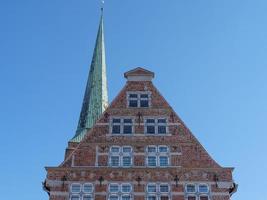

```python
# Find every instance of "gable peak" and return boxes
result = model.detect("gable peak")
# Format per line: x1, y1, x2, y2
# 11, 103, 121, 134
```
124, 67, 155, 82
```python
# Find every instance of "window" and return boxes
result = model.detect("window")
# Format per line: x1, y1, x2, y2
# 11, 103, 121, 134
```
127, 92, 151, 108
147, 183, 170, 200
185, 184, 210, 200
145, 118, 167, 134
109, 146, 133, 167
111, 118, 133, 135
109, 183, 132, 200
146, 146, 169, 167
70, 183, 94, 200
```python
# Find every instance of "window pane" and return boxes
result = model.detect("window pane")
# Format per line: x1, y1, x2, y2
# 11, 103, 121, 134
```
158, 119, 166, 123
160, 185, 169, 192
124, 119, 132, 123
122, 195, 131, 200
147, 126, 155, 134
122, 184, 132, 193
148, 196, 157, 200
147, 185, 157, 192
83, 184, 93, 193
111, 147, 120, 153
200, 196, 209, 200
159, 156, 169, 166
140, 94, 148, 98
110, 156, 120, 166
71, 195, 80, 200
122, 156, 132, 167
148, 156, 157, 166
146, 119, 155, 123
158, 126, 166, 134
109, 195, 119, 200
199, 185, 209, 193
140, 100, 149, 107
188, 197, 196, 200
123, 125, 132, 134
160, 196, 169, 200
112, 125, 120, 134
71, 184, 81, 193
122, 147, 132, 153
113, 119, 121, 123
83, 195, 92, 200
109, 184, 119, 192
158, 146, 168, 153
186, 185, 196, 193
129, 94, 138, 98
129, 100, 138, 107
147, 146, 157, 153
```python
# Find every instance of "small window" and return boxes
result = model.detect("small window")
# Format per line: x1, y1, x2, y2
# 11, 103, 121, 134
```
187, 196, 197, 200
147, 184, 157, 193
109, 184, 120, 193
71, 184, 81, 193
128, 92, 150, 108
83, 195, 92, 200
71, 195, 80, 200
122, 146, 132, 153
111, 147, 120, 153
147, 196, 157, 200
145, 118, 168, 135
122, 195, 131, 200
159, 156, 169, 167
186, 184, 196, 193
199, 185, 209, 193
158, 146, 168, 153
109, 195, 119, 200
111, 118, 133, 135
110, 156, 120, 166
160, 196, 169, 200
160, 185, 169, 193
147, 146, 157, 153
122, 156, 132, 167
199, 196, 209, 200
83, 184, 93, 193
122, 184, 132, 193
147, 156, 157, 166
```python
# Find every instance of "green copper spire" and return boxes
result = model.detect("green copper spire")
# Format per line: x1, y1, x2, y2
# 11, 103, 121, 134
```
71, 10, 108, 142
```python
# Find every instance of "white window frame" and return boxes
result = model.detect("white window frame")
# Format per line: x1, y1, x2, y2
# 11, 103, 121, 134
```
110, 117, 134, 135
127, 91, 151, 108
146, 183, 171, 200
198, 184, 209, 193
185, 183, 210, 200
108, 183, 133, 200
146, 145, 170, 167
109, 146, 133, 167
70, 183, 94, 200
144, 117, 168, 135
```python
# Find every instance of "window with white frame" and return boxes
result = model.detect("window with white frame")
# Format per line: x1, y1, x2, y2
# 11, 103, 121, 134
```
145, 118, 167, 134
70, 183, 94, 200
146, 146, 169, 167
127, 92, 151, 108
111, 118, 133, 135
146, 183, 171, 200
185, 184, 210, 200
109, 146, 133, 167
108, 183, 132, 200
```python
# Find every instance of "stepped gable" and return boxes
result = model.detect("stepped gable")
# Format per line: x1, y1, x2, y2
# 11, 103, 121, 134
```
62, 67, 221, 170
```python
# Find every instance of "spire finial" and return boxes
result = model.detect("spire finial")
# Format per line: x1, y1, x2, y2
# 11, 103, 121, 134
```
101, 0, 104, 11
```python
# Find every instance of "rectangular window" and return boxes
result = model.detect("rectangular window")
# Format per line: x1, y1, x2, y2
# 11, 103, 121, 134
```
122, 156, 132, 167
145, 118, 167, 135
109, 184, 119, 193
121, 184, 132, 193
159, 156, 169, 167
147, 196, 157, 200
109, 183, 132, 200
83, 184, 93, 193
71, 184, 81, 193
188, 196, 197, 200
147, 156, 157, 166
83, 195, 92, 200
199, 185, 209, 193
110, 156, 120, 166
111, 118, 133, 135
128, 92, 151, 108
109, 195, 119, 200
122, 195, 131, 200
160, 185, 169, 193
71, 195, 80, 200
160, 196, 169, 200
147, 184, 157, 193
186, 184, 196, 193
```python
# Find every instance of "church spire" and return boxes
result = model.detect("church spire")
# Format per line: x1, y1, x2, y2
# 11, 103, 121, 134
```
70, 10, 108, 142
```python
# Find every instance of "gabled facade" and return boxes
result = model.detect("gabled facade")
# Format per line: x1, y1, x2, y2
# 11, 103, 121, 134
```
44, 9, 237, 200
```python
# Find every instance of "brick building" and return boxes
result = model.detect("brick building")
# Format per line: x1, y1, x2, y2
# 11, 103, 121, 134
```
44, 9, 237, 200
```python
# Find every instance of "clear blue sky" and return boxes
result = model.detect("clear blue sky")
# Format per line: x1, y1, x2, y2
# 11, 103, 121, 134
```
0, 0, 266, 199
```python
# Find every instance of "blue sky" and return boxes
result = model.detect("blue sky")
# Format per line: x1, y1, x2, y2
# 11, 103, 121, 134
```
0, 0, 267, 199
